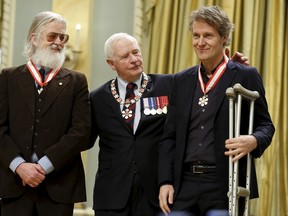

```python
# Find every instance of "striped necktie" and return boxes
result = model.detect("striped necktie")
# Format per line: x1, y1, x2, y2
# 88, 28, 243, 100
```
122, 83, 137, 129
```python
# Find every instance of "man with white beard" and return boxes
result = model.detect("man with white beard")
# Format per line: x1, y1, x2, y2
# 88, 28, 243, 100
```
0, 11, 91, 216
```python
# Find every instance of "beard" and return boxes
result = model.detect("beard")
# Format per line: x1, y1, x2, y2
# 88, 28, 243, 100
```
32, 45, 66, 69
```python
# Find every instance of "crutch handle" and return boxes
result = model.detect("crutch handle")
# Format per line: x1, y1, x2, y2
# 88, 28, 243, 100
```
238, 187, 250, 198
233, 83, 259, 101
226, 87, 236, 99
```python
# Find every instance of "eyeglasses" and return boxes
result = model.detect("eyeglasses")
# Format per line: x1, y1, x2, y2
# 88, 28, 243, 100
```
46, 32, 69, 43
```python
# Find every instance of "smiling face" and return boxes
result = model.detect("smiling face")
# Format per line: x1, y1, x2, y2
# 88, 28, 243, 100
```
192, 20, 226, 70
107, 37, 144, 82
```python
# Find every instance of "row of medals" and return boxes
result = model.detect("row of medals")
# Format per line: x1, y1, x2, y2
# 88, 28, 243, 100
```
110, 74, 169, 117
143, 97, 168, 115
144, 105, 167, 115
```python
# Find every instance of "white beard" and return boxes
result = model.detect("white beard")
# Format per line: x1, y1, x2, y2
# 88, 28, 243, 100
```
32, 45, 65, 69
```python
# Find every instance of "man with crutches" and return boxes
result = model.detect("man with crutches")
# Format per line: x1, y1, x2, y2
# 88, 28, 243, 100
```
158, 5, 275, 216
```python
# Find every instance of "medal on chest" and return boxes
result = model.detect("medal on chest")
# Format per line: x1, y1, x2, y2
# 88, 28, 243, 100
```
198, 94, 209, 107
122, 107, 133, 119
142, 96, 168, 115
198, 55, 229, 107
26, 60, 60, 88
110, 73, 149, 118
122, 97, 138, 119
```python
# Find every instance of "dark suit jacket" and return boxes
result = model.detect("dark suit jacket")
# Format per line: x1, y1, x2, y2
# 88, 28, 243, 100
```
0, 64, 91, 203
158, 61, 275, 200
89, 74, 173, 210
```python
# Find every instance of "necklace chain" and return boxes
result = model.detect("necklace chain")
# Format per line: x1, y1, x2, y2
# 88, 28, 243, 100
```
110, 73, 149, 107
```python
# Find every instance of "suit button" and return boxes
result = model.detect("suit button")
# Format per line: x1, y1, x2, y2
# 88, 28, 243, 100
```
34, 132, 38, 136
34, 145, 38, 149
30, 126, 34, 130
36, 119, 40, 123
26, 145, 31, 149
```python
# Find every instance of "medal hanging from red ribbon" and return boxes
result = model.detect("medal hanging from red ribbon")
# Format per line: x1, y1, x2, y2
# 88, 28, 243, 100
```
198, 55, 229, 107
26, 60, 61, 88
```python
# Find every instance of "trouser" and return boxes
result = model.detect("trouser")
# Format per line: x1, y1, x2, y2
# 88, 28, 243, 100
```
170, 171, 229, 216
95, 173, 160, 216
1, 184, 73, 216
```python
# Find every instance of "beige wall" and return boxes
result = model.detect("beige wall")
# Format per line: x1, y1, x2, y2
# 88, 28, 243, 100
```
52, 0, 93, 88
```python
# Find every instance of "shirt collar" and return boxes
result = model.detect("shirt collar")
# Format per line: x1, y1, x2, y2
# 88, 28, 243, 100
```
34, 64, 50, 75
200, 57, 225, 76
117, 74, 142, 91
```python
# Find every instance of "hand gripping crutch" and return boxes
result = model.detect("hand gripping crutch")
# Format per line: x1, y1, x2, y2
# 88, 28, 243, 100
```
226, 83, 259, 216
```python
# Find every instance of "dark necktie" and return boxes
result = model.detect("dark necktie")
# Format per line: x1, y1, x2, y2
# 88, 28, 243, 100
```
122, 83, 137, 129
38, 68, 46, 90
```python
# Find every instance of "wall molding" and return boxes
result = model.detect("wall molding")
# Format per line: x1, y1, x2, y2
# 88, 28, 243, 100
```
133, 0, 143, 48
1, 0, 15, 68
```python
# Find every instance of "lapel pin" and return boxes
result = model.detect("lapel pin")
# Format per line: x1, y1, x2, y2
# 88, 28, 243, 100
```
59, 82, 63, 86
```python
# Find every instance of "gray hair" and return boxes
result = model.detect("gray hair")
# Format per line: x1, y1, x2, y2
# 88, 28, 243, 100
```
189, 6, 234, 46
104, 32, 139, 60
23, 11, 67, 59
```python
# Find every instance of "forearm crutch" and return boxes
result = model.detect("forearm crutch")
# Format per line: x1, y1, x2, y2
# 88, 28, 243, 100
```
226, 83, 259, 216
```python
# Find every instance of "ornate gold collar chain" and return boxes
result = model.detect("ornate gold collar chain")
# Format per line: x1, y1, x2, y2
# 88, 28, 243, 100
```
110, 73, 149, 106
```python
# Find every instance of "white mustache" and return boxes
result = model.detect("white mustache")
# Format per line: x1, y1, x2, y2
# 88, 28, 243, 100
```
51, 44, 63, 51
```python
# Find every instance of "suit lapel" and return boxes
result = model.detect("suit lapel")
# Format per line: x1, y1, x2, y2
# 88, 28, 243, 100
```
104, 81, 132, 132
17, 66, 71, 116
144, 75, 153, 94
134, 75, 153, 132
42, 69, 70, 115
212, 61, 237, 113
17, 66, 36, 116
181, 69, 198, 131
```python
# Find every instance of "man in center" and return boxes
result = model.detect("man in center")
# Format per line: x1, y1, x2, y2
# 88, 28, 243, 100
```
89, 32, 249, 216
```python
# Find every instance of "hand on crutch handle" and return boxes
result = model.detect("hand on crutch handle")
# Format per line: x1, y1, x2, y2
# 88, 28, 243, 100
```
225, 83, 259, 216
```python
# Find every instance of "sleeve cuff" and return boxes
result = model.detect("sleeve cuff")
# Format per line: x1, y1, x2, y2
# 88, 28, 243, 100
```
38, 156, 55, 174
9, 156, 25, 173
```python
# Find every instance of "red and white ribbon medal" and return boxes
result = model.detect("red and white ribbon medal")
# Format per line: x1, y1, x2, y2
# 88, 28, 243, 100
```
27, 60, 61, 88
198, 55, 228, 107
